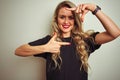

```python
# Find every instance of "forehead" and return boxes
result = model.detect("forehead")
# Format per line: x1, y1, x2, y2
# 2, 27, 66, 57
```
58, 7, 73, 16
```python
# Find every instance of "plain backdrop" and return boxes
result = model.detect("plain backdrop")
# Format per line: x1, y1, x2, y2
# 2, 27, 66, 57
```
0, 0, 120, 80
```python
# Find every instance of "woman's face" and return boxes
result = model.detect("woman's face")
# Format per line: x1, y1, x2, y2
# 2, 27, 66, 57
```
57, 7, 74, 37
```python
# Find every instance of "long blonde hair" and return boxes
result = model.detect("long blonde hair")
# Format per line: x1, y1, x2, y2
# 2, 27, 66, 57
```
51, 1, 92, 72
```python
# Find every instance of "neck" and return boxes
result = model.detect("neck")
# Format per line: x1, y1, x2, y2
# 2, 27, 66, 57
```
62, 32, 71, 38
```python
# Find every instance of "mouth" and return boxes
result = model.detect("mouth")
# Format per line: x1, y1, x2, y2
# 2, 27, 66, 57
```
62, 24, 70, 29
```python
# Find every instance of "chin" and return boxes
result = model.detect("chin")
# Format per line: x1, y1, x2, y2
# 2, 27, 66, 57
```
61, 28, 71, 32
62, 31, 71, 35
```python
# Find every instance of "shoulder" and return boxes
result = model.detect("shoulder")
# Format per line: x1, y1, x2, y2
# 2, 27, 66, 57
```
28, 35, 51, 46
41, 35, 51, 41
84, 32, 101, 53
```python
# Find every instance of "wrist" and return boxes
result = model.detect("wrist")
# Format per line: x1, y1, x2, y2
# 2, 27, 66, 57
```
92, 5, 101, 15
36, 45, 48, 53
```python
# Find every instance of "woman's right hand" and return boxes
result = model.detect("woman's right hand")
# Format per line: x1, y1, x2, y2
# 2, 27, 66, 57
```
44, 33, 70, 54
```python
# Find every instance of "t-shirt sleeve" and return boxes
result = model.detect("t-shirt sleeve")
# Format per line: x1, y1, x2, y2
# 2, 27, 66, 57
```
85, 32, 101, 54
28, 35, 51, 59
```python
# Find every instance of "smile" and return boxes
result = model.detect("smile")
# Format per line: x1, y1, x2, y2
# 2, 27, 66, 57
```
62, 25, 70, 29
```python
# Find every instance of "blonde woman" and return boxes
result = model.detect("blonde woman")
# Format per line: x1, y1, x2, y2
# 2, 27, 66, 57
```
15, 1, 120, 80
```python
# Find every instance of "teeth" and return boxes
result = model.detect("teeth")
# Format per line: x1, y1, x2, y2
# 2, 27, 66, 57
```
64, 26, 69, 27
60, 25, 70, 29
63, 25, 69, 27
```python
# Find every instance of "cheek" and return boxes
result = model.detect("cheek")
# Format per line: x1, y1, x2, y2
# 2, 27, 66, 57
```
70, 20, 75, 26
57, 18, 63, 25
72, 21, 74, 25
57, 19, 62, 29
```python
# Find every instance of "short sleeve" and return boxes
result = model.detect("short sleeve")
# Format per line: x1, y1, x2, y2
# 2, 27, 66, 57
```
28, 35, 51, 46
85, 32, 101, 54
28, 35, 51, 59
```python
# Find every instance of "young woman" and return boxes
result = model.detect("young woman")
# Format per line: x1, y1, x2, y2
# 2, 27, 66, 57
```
15, 1, 120, 80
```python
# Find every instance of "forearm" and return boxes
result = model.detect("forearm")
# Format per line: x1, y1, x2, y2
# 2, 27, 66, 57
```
95, 10, 120, 38
15, 44, 46, 57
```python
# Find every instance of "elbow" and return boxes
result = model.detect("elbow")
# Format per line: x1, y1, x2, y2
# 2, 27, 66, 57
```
14, 49, 21, 56
15, 48, 28, 57
117, 30, 120, 37
113, 30, 120, 39
15, 44, 32, 57
109, 28, 120, 39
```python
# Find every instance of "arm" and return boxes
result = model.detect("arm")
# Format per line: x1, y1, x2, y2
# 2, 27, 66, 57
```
15, 44, 46, 57
15, 33, 70, 57
67, 3, 120, 44
94, 9, 120, 44
82, 4, 120, 44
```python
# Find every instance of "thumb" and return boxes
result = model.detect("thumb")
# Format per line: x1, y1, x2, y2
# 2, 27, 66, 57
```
80, 14, 85, 22
80, 10, 88, 22
51, 32, 57, 41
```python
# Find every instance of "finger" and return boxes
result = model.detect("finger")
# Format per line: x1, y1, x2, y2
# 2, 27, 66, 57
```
76, 5, 80, 13
81, 4, 86, 11
66, 7, 76, 11
58, 42, 71, 46
80, 15, 84, 22
77, 4, 82, 13
52, 49, 60, 54
80, 10, 88, 22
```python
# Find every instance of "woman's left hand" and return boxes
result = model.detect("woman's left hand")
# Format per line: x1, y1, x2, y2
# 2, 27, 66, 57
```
66, 3, 96, 22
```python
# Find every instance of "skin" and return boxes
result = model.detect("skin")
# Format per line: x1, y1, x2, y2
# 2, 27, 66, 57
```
57, 7, 74, 38
15, 3, 120, 57
67, 3, 120, 44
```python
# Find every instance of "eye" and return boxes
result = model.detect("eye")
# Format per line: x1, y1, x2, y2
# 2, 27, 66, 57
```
59, 15, 65, 19
68, 16, 74, 20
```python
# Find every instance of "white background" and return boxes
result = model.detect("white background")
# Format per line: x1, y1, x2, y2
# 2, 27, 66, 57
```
0, 0, 120, 80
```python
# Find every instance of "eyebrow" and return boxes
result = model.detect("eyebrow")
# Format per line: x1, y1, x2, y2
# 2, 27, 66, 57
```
58, 14, 74, 16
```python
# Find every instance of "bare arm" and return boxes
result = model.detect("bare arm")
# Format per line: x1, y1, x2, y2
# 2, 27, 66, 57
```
15, 33, 70, 57
67, 3, 120, 44
15, 44, 46, 57
94, 10, 120, 44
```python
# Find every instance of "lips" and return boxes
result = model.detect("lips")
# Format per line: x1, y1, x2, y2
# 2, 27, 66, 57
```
62, 25, 70, 29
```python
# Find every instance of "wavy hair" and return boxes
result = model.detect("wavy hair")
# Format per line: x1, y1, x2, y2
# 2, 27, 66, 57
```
50, 1, 93, 72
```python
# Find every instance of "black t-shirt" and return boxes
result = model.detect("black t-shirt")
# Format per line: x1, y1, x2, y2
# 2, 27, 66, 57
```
28, 32, 101, 80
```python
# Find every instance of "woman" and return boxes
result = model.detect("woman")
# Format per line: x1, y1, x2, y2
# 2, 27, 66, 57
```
15, 1, 120, 80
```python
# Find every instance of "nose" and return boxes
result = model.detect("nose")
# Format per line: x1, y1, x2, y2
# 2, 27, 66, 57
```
64, 18, 69, 24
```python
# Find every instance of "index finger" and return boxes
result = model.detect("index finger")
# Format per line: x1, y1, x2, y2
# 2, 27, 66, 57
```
66, 7, 76, 11
58, 42, 71, 46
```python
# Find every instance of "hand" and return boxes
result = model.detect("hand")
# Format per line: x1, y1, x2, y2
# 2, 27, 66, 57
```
66, 3, 96, 22
45, 33, 70, 54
